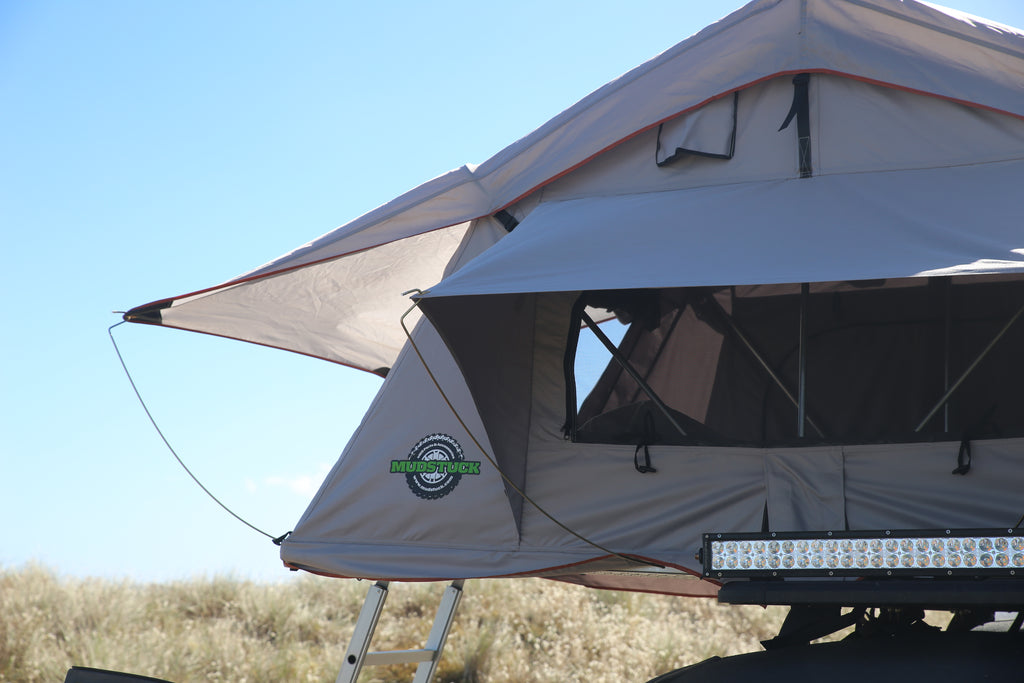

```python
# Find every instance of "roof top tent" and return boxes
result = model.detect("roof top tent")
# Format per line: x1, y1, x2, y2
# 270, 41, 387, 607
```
124, 0, 1024, 678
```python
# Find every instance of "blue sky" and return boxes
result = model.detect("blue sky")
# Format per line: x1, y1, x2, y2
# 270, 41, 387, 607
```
3, 0, 1024, 583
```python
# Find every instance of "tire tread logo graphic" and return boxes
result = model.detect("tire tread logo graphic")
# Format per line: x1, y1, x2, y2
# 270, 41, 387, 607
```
390, 434, 481, 500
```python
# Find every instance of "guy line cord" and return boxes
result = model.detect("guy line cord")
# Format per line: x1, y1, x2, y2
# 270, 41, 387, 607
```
109, 320, 290, 546
399, 292, 663, 570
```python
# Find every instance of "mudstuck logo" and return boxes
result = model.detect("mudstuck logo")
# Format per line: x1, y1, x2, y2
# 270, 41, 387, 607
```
391, 433, 481, 500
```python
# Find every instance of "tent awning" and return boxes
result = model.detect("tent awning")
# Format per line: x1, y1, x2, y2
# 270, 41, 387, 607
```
421, 159, 1024, 301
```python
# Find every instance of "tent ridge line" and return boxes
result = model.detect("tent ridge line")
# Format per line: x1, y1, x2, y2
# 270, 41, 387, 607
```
290, 160, 498, 269
841, 0, 1024, 60
476, 1, 1024, 209
493, 72, 811, 212
493, 86, 758, 213
123, 222, 469, 321
242, 164, 483, 277
473, 0, 783, 182
124, 167, 487, 315
125, 172, 500, 318
492, 68, 1024, 215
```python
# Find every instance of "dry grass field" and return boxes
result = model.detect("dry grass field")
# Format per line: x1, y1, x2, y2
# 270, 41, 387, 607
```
0, 563, 793, 683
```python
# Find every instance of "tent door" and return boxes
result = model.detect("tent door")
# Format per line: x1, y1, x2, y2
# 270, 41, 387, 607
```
336, 580, 465, 683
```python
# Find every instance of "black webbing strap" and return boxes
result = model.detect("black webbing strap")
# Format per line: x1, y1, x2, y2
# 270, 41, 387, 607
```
779, 73, 812, 178
634, 443, 657, 473
493, 209, 519, 232
633, 410, 658, 474
953, 439, 972, 475
953, 405, 997, 475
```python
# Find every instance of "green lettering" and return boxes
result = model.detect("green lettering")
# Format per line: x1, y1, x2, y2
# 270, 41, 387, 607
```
396, 459, 481, 476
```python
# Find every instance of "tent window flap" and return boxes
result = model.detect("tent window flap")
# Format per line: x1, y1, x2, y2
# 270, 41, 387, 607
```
656, 92, 739, 165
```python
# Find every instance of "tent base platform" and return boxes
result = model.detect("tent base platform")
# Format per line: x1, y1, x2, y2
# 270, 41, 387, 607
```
647, 629, 1024, 683
719, 578, 1024, 610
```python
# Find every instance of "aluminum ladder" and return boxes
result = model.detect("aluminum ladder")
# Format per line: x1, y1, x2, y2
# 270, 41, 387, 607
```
336, 579, 465, 683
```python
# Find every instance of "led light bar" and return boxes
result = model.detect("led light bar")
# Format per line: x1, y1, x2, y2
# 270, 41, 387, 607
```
701, 528, 1024, 579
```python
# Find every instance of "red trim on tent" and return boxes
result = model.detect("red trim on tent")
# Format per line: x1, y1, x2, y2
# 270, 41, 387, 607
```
282, 555, 720, 597
497, 68, 1024, 211
125, 68, 1024, 375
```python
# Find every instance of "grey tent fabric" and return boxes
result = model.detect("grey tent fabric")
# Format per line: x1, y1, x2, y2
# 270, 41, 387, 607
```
420, 160, 1024, 301
126, 0, 1024, 374
125, 0, 1024, 595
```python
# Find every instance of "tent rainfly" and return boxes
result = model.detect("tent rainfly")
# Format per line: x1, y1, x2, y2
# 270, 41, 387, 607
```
125, 0, 1024, 597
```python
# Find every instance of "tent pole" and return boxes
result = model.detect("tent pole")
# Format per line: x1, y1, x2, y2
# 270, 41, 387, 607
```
915, 301, 1024, 433
798, 283, 809, 438
707, 295, 825, 438
943, 277, 952, 434
579, 310, 688, 438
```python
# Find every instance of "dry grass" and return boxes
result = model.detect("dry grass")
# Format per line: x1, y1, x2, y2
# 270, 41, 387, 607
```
0, 563, 796, 683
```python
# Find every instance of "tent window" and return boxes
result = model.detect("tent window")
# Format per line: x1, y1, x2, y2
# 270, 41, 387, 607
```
656, 92, 738, 166
573, 316, 627, 410
566, 276, 1024, 448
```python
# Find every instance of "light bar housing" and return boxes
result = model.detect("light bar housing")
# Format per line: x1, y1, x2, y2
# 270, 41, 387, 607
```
701, 528, 1024, 580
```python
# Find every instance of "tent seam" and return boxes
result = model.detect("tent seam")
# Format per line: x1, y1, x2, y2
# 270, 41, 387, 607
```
843, 0, 1024, 60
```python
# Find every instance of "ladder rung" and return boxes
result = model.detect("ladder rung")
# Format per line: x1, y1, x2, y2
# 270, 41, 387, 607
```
337, 579, 464, 683
364, 649, 436, 666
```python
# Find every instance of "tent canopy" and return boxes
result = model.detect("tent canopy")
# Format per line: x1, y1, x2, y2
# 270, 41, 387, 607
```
125, 0, 1024, 376
126, 0, 1024, 595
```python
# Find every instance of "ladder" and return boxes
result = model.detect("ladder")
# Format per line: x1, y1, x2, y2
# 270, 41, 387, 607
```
336, 580, 465, 683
